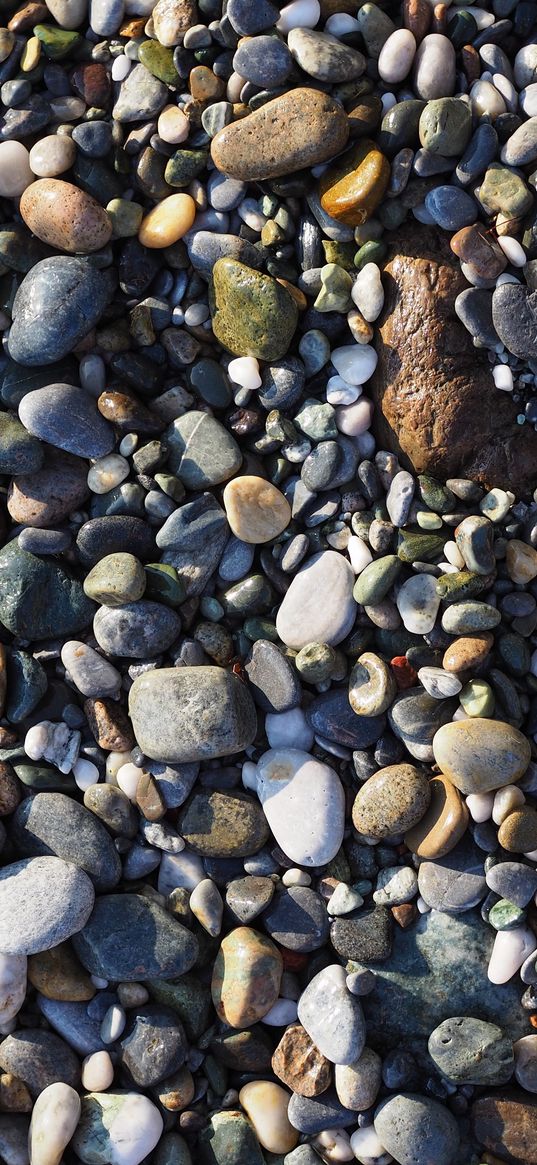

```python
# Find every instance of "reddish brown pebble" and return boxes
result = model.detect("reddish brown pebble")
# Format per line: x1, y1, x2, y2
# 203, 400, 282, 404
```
0, 763, 21, 816
135, 771, 166, 822
450, 224, 507, 280
272, 1023, 332, 1097
391, 904, 417, 929
97, 390, 164, 435
403, 0, 431, 40
442, 632, 493, 673
461, 44, 480, 84
20, 179, 113, 255
70, 62, 111, 107
472, 1094, 537, 1165
84, 698, 135, 752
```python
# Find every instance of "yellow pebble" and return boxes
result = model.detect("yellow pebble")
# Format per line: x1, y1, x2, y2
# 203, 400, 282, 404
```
223, 475, 291, 545
20, 35, 40, 72
239, 1081, 298, 1154
138, 193, 196, 248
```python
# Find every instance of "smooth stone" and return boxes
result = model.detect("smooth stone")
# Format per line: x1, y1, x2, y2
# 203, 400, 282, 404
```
330, 906, 392, 964
76, 517, 155, 571
272, 1023, 332, 1098
334, 1046, 382, 1111
349, 652, 397, 717
0, 414, 43, 476
233, 36, 292, 89
320, 139, 390, 227
441, 601, 501, 633
20, 179, 111, 255
5, 650, 47, 722
223, 477, 290, 545
396, 573, 440, 634
425, 185, 477, 231
352, 763, 430, 840
245, 640, 300, 714
486, 861, 537, 908
239, 1081, 298, 1155
276, 551, 356, 649
307, 688, 385, 749
211, 927, 282, 1029
129, 667, 256, 763
262, 887, 329, 953
492, 281, 537, 361
82, 555, 146, 608
8, 448, 89, 528
353, 554, 401, 605
413, 34, 456, 99
432, 719, 531, 794
19, 384, 114, 459
297, 964, 366, 1066
0, 857, 94, 956
472, 1093, 537, 1165
389, 690, 456, 762
362, 910, 528, 1048
165, 410, 241, 489
418, 668, 462, 700
514, 1036, 537, 1093
11, 793, 121, 892
405, 775, 468, 859
287, 1089, 357, 1133
93, 601, 180, 659
210, 259, 298, 362
0, 1029, 80, 1097
199, 1110, 264, 1165
179, 789, 269, 857
417, 838, 486, 913
498, 806, 537, 854
27, 942, 94, 1003
157, 493, 229, 598
72, 894, 198, 981
288, 27, 364, 81
226, 877, 275, 926
429, 1016, 514, 1085
72, 1092, 163, 1165
120, 1004, 186, 1087
29, 1082, 81, 1165
8, 257, 115, 366
210, 87, 349, 181
374, 1093, 459, 1165
112, 62, 168, 122
187, 231, 262, 282
253, 748, 345, 867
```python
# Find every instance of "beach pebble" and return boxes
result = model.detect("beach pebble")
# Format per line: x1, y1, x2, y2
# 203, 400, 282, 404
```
72, 1091, 163, 1165
0, 857, 94, 956
29, 1082, 81, 1165
297, 964, 366, 1065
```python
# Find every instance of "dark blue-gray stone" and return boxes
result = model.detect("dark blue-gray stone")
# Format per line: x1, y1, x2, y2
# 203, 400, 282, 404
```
362, 909, 528, 1051
18, 384, 114, 458
72, 893, 199, 981
6, 650, 47, 722
8, 258, 115, 366
418, 838, 486, 914
492, 281, 537, 360
18, 528, 72, 555
486, 860, 537, 907
187, 231, 263, 281
455, 288, 498, 348
456, 122, 498, 185
307, 688, 385, 748
112, 62, 168, 122
262, 886, 329, 952
71, 120, 113, 158
120, 1004, 187, 1087
0, 540, 96, 640
233, 36, 292, 88
156, 493, 229, 597
259, 356, 306, 411
1, 356, 78, 409
11, 792, 121, 893
245, 640, 300, 713
425, 186, 478, 231
37, 995, 108, 1055
227, 0, 279, 34
288, 1089, 357, 1133
76, 516, 155, 568
388, 690, 456, 761
0, 1028, 79, 1097
93, 600, 181, 659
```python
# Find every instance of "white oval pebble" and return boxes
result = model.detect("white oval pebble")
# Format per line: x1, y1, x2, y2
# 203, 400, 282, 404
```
29, 134, 76, 178
88, 453, 130, 494
492, 784, 525, 826
0, 141, 33, 197
351, 263, 384, 322
82, 1050, 115, 1092
378, 28, 416, 84
112, 54, 131, 81
227, 356, 262, 390
282, 868, 311, 886
73, 758, 100, 792
336, 398, 374, 436
325, 14, 359, 35
331, 344, 378, 385
326, 375, 360, 406
116, 762, 142, 800
276, 0, 320, 32
261, 998, 299, 1026
492, 365, 514, 392
443, 540, 465, 568
100, 1003, 126, 1044
350, 1125, 387, 1164
254, 748, 345, 867
497, 236, 527, 267
469, 78, 506, 119
347, 535, 373, 574
488, 926, 537, 984
396, 573, 440, 634
29, 1082, 81, 1165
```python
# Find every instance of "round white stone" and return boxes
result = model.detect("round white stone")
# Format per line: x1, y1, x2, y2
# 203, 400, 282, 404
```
276, 0, 321, 32
254, 748, 345, 867
331, 344, 378, 385
488, 926, 537, 985
297, 964, 366, 1065
351, 263, 385, 322
276, 550, 356, 649
87, 454, 130, 494
0, 141, 33, 197
396, 573, 440, 634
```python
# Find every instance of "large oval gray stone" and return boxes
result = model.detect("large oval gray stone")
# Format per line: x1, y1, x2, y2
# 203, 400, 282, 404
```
8, 257, 115, 366
374, 1093, 459, 1165
0, 856, 95, 955
129, 666, 257, 762
72, 894, 198, 981
18, 384, 114, 459
11, 792, 121, 892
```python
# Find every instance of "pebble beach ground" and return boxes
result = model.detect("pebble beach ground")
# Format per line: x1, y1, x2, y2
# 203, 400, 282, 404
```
0, 1, 537, 1164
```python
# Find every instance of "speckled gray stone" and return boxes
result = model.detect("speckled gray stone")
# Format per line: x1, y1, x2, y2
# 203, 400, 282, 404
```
93, 601, 181, 658
8, 257, 115, 366
129, 666, 257, 762
0, 540, 95, 640
112, 62, 168, 122
428, 1017, 514, 1085
374, 1093, 459, 1165
0, 856, 94, 955
0, 1028, 80, 1097
120, 1005, 187, 1087
418, 838, 486, 913
11, 793, 121, 892
72, 894, 198, 981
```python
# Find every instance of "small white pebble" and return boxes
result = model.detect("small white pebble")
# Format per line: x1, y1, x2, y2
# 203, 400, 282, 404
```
81, 1050, 114, 1091
492, 365, 514, 392
313, 1128, 354, 1163
347, 535, 373, 574
492, 784, 525, 826
116, 762, 143, 800
106, 750, 133, 782
443, 540, 465, 568
73, 758, 100, 792
497, 236, 527, 267
237, 197, 266, 232
282, 868, 311, 886
276, 0, 321, 32
350, 1125, 387, 1164
525, 848, 537, 862
416, 896, 431, 914
227, 356, 262, 390
325, 13, 359, 34
111, 54, 131, 81
261, 998, 299, 1026
100, 1004, 126, 1045
91, 976, 109, 989
326, 375, 360, 406
466, 791, 494, 822
87, 454, 129, 495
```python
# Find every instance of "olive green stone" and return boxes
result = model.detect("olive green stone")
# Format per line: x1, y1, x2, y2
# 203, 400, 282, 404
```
419, 98, 472, 156
154, 474, 186, 503
83, 553, 146, 607
479, 163, 534, 219
243, 618, 279, 643
0, 541, 95, 640
417, 511, 442, 530
33, 23, 81, 58
179, 789, 269, 858
0, 412, 43, 475
295, 642, 336, 682
354, 239, 387, 269
165, 149, 208, 188
314, 263, 353, 312
436, 571, 492, 603
353, 554, 401, 605
488, 899, 526, 931
322, 240, 357, 270
223, 575, 273, 617
138, 39, 180, 85
459, 679, 495, 718
199, 1111, 265, 1165
397, 531, 445, 563
418, 475, 455, 515
294, 398, 337, 441
106, 198, 143, 238
148, 975, 212, 1042
14, 764, 76, 793
209, 259, 299, 361
144, 563, 185, 607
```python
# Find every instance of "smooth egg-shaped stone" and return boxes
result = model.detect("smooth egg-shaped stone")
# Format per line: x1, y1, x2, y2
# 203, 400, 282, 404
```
211, 926, 283, 1029
72, 1091, 163, 1165
0, 856, 95, 956
320, 139, 390, 226
29, 1081, 81, 1165
129, 666, 257, 762
297, 964, 366, 1066
0, 141, 34, 197
378, 28, 416, 84
374, 1093, 459, 1165
8, 257, 115, 366
352, 763, 431, 840
20, 179, 112, 254
276, 550, 356, 649
138, 194, 196, 248
239, 1081, 298, 1154
223, 476, 291, 544
254, 748, 345, 867
433, 719, 531, 794
19, 383, 114, 459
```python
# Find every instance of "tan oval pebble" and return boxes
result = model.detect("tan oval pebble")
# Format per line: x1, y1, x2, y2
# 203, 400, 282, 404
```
19, 178, 112, 253
498, 806, 537, 854
404, 774, 468, 859
272, 1023, 332, 1098
138, 193, 196, 248
27, 941, 95, 1001
157, 105, 190, 144
211, 926, 282, 1029
0, 141, 33, 197
223, 475, 291, 544
433, 718, 531, 795
442, 631, 494, 673
81, 1051, 114, 1092
29, 1082, 81, 1165
505, 538, 537, 583
29, 135, 77, 178
352, 763, 431, 840
334, 1046, 382, 1111
239, 1081, 298, 1154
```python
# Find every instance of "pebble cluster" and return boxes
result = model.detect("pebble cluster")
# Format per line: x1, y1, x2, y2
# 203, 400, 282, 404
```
0, 1, 536, 1165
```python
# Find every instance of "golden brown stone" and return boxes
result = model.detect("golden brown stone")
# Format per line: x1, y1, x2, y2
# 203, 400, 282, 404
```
442, 632, 493, 674
189, 64, 224, 102
223, 476, 291, 545
211, 927, 282, 1029
8, 2, 47, 31
320, 139, 390, 225
84, 697, 135, 752
498, 807, 537, 854
28, 942, 95, 1001
156, 1065, 195, 1111
97, 390, 164, 436
119, 16, 146, 35
352, 763, 431, 840
404, 774, 468, 859
0, 1073, 32, 1112
272, 1023, 332, 1097
20, 179, 112, 254
138, 193, 196, 249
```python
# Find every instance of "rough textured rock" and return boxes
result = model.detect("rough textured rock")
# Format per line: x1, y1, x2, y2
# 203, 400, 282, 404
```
371, 226, 537, 495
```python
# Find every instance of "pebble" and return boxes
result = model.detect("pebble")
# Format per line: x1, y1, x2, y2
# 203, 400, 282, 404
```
433, 719, 531, 794
211, 926, 282, 1028
272, 1022, 331, 1098
72, 1092, 163, 1165
20, 179, 112, 254
352, 763, 431, 840
0, 857, 94, 956
252, 748, 345, 867
223, 476, 291, 544
297, 964, 366, 1065
28, 1081, 81, 1165
334, 1046, 382, 1111
138, 194, 196, 248
8, 257, 115, 365
129, 666, 256, 762
276, 550, 355, 649
374, 1093, 459, 1165
239, 1081, 298, 1154
72, 894, 198, 982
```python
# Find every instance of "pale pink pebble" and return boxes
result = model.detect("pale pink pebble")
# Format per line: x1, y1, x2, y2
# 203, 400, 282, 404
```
335, 398, 374, 436
487, 926, 537, 984
0, 141, 33, 197
157, 105, 189, 145
492, 784, 525, 825
82, 1051, 114, 1091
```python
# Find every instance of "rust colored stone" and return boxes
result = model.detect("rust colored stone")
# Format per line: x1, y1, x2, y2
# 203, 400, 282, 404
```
84, 697, 135, 752
461, 44, 481, 85
472, 1093, 537, 1165
272, 1023, 332, 1097
0, 763, 21, 816
97, 389, 164, 435
403, 0, 431, 41
442, 632, 494, 673
71, 62, 111, 108
8, 1, 47, 30
370, 225, 537, 495
135, 771, 166, 822
391, 903, 417, 929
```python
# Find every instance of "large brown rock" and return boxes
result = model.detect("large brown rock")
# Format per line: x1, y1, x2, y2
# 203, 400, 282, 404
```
471, 1093, 537, 1164
371, 226, 537, 496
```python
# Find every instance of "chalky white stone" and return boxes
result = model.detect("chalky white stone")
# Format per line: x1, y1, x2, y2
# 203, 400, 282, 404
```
46, 0, 87, 26
29, 1082, 81, 1165
0, 953, 26, 1026
0, 141, 33, 197
335, 398, 374, 436
313, 1129, 354, 1163
254, 748, 345, 867
418, 667, 462, 700
100, 1003, 126, 1044
492, 365, 514, 392
378, 29, 416, 84
261, 998, 298, 1026
264, 708, 314, 751
297, 964, 366, 1065
373, 865, 418, 905
116, 763, 142, 800
276, 0, 321, 32
326, 375, 360, 405
396, 574, 440, 634
492, 784, 525, 826
82, 1051, 115, 1092
276, 550, 356, 649
497, 236, 527, 267
347, 535, 373, 574
327, 882, 364, 916
157, 849, 205, 894
351, 263, 385, 322
29, 134, 76, 177
227, 356, 262, 390
189, 878, 223, 937
350, 1125, 387, 1164
24, 720, 81, 774
331, 344, 378, 385
414, 33, 456, 100
72, 1092, 163, 1165
488, 925, 537, 984
469, 78, 506, 119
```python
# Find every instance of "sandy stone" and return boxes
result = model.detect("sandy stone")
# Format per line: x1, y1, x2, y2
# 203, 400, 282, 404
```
498, 806, 537, 854
20, 179, 112, 254
352, 763, 431, 840
239, 1082, 298, 1154
433, 719, 531, 795
138, 194, 196, 248
404, 775, 468, 859
223, 476, 291, 544
272, 1024, 332, 1098
506, 539, 537, 583
28, 942, 95, 1002
442, 632, 494, 673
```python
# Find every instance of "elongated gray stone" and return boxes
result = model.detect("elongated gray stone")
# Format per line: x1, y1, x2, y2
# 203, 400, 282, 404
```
276, 551, 356, 649
0, 857, 94, 955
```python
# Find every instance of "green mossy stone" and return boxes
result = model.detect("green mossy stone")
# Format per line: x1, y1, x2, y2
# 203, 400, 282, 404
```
33, 23, 81, 58
165, 149, 208, 187
353, 554, 401, 605
138, 39, 180, 85
199, 1111, 265, 1165
144, 563, 186, 607
209, 258, 299, 361
397, 531, 445, 563
148, 974, 212, 1041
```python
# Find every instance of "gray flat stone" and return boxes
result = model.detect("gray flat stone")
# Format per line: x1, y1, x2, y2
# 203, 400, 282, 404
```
129, 666, 257, 763
8, 257, 115, 366
0, 856, 94, 955
72, 894, 198, 981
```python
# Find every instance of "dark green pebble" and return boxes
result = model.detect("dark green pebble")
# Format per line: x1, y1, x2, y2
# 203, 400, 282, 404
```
199, 1111, 265, 1165
0, 542, 95, 640
0, 223, 49, 274
436, 570, 494, 602
418, 474, 456, 515
144, 563, 186, 607
397, 530, 445, 563
165, 149, 208, 187
14, 764, 76, 793
189, 358, 231, 408
148, 975, 212, 1042
222, 575, 274, 617
33, 23, 81, 58
354, 240, 387, 269
6, 650, 47, 722
154, 1132, 193, 1165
